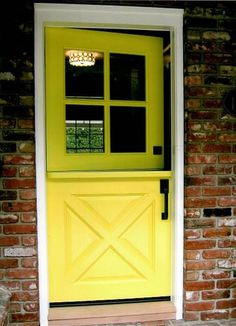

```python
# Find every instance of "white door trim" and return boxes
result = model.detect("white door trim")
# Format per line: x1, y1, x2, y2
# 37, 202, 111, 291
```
34, 4, 184, 325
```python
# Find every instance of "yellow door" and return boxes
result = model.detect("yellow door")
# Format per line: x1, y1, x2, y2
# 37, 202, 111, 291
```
45, 28, 171, 303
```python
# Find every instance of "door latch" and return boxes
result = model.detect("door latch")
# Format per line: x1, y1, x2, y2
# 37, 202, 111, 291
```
160, 179, 169, 220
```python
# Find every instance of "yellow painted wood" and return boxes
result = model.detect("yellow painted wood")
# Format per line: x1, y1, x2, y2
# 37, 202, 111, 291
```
46, 28, 171, 303
45, 28, 163, 171
47, 174, 171, 302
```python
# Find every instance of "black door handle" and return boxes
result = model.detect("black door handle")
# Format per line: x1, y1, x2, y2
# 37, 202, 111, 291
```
160, 179, 169, 220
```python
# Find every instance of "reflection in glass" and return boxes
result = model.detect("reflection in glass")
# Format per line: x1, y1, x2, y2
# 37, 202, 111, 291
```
110, 54, 145, 101
65, 51, 104, 98
110, 106, 146, 152
66, 105, 104, 153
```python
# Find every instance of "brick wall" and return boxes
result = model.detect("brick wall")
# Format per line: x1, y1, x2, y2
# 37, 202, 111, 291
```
0, 0, 236, 325
184, 4, 236, 322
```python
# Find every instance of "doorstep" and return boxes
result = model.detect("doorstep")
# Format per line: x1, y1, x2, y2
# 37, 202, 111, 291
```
48, 301, 176, 326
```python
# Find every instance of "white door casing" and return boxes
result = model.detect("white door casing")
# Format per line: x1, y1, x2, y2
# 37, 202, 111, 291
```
34, 4, 184, 325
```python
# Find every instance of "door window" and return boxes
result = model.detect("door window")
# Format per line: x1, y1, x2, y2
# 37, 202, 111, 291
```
45, 28, 164, 171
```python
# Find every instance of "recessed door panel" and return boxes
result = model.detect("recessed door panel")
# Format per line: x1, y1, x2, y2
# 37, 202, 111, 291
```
47, 174, 171, 302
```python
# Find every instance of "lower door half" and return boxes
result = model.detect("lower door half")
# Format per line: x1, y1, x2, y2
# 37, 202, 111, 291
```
47, 173, 171, 303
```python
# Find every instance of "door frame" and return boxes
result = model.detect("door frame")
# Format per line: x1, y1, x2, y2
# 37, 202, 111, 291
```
34, 4, 184, 325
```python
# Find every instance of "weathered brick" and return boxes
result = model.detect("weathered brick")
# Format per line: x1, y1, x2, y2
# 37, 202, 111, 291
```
202, 270, 230, 280
185, 291, 200, 301
3, 178, 35, 189
3, 154, 34, 165
185, 218, 215, 229
219, 155, 236, 164
4, 247, 36, 257
6, 269, 37, 279
185, 281, 215, 291
185, 197, 217, 208
186, 261, 215, 270
10, 312, 39, 323
19, 166, 35, 177
3, 224, 36, 234
186, 176, 216, 186
186, 271, 199, 281
203, 250, 231, 259
19, 189, 36, 200
185, 240, 216, 250
217, 279, 236, 289
0, 214, 18, 224
11, 291, 38, 302
21, 257, 37, 268
185, 229, 201, 239
201, 310, 229, 321
185, 209, 201, 219
202, 144, 231, 153
203, 228, 231, 238
218, 259, 236, 269
18, 142, 35, 153
2, 201, 36, 212
202, 187, 231, 196
184, 311, 199, 321
203, 165, 232, 175
185, 301, 214, 311
216, 299, 236, 309
202, 290, 230, 303
186, 154, 217, 164
185, 251, 201, 260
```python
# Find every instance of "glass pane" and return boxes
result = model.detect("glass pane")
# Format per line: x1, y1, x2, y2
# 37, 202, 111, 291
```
65, 50, 104, 98
110, 54, 145, 101
110, 106, 146, 152
66, 105, 104, 153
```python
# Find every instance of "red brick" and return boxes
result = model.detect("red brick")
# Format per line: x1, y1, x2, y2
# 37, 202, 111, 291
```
0, 237, 20, 246
18, 119, 34, 129
185, 240, 216, 250
217, 279, 236, 289
189, 111, 218, 120
11, 291, 38, 302
185, 301, 214, 311
19, 142, 35, 153
219, 154, 236, 164
0, 281, 20, 291
3, 178, 35, 189
203, 165, 232, 175
22, 281, 38, 291
187, 122, 202, 131
185, 251, 201, 260
0, 259, 18, 268
21, 258, 37, 268
23, 302, 39, 312
186, 154, 217, 164
22, 236, 37, 246
218, 239, 236, 248
185, 144, 201, 153
185, 219, 215, 229
202, 270, 230, 279
186, 99, 201, 109
185, 230, 201, 239
185, 291, 200, 301
185, 281, 215, 291
6, 269, 37, 279
203, 228, 231, 238
201, 311, 229, 321
185, 166, 201, 176
187, 176, 216, 186
202, 290, 230, 300
0, 214, 19, 223
19, 189, 36, 200
202, 187, 231, 196
11, 313, 39, 323
202, 249, 231, 259
188, 133, 217, 142
185, 187, 201, 197
187, 86, 217, 97
219, 133, 236, 142
186, 271, 199, 281
186, 261, 215, 270
202, 143, 231, 153
21, 212, 36, 223
184, 312, 199, 321
185, 209, 201, 219
19, 166, 35, 177
1, 166, 17, 177
3, 154, 34, 165
216, 299, 236, 309
3, 224, 36, 234
9, 303, 21, 313
185, 197, 217, 208
231, 309, 236, 318
218, 197, 236, 207
2, 201, 36, 212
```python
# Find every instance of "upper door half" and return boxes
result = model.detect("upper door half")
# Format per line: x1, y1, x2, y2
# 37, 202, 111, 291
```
45, 28, 164, 171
